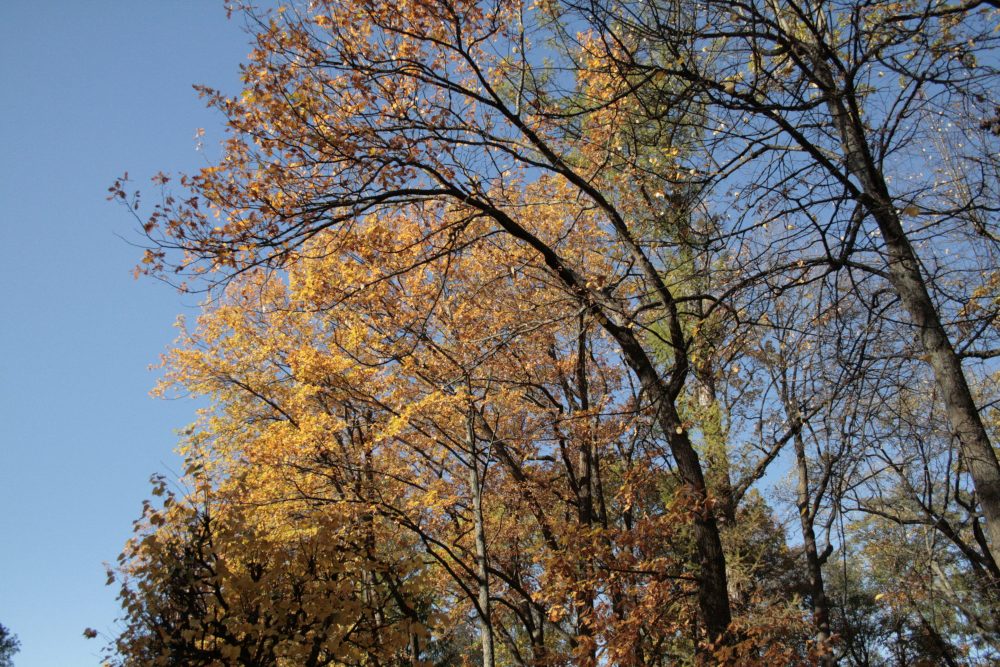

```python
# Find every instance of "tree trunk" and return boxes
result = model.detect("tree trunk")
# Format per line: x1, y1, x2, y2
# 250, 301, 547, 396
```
617, 333, 733, 641
792, 427, 835, 665
574, 324, 597, 666
805, 39, 1000, 562
470, 200, 733, 643
695, 359, 735, 524
870, 202, 1000, 561
467, 408, 496, 667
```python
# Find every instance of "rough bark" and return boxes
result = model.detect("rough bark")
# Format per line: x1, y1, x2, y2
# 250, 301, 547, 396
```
810, 50, 1000, 562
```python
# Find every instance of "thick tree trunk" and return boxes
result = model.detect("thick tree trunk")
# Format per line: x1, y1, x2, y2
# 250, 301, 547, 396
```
871, 202, 1000, 561
471, 200, 733, 643
807, 43, 1000, 562
617, 333, 733, 641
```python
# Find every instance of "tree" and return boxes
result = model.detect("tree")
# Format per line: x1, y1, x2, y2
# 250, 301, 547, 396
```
121, 0, 741, 644
0, 623, 19, 667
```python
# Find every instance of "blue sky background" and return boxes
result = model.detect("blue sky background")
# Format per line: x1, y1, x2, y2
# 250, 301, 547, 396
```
0, 3, 255, 664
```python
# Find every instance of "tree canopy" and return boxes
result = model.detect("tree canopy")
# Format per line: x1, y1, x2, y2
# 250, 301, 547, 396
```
107, 0, 1000, 664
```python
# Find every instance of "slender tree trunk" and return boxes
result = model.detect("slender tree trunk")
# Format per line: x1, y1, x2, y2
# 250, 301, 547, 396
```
870, 202, 1000, 561
467, 408, 496, 667
792, 427, 835, 665
695, 360, 735, 524
409, 633, 421, 667
574, 324, 597, 666
361, 441, 385, 656
575, 439, 598, 667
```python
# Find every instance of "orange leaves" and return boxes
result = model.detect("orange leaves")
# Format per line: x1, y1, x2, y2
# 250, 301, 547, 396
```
115, 0, 821, 661
131, 0, 654, 286
142, 173, 690, 659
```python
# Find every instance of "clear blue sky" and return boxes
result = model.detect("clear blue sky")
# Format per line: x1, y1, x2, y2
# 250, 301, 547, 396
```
0, 3, 254, 665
